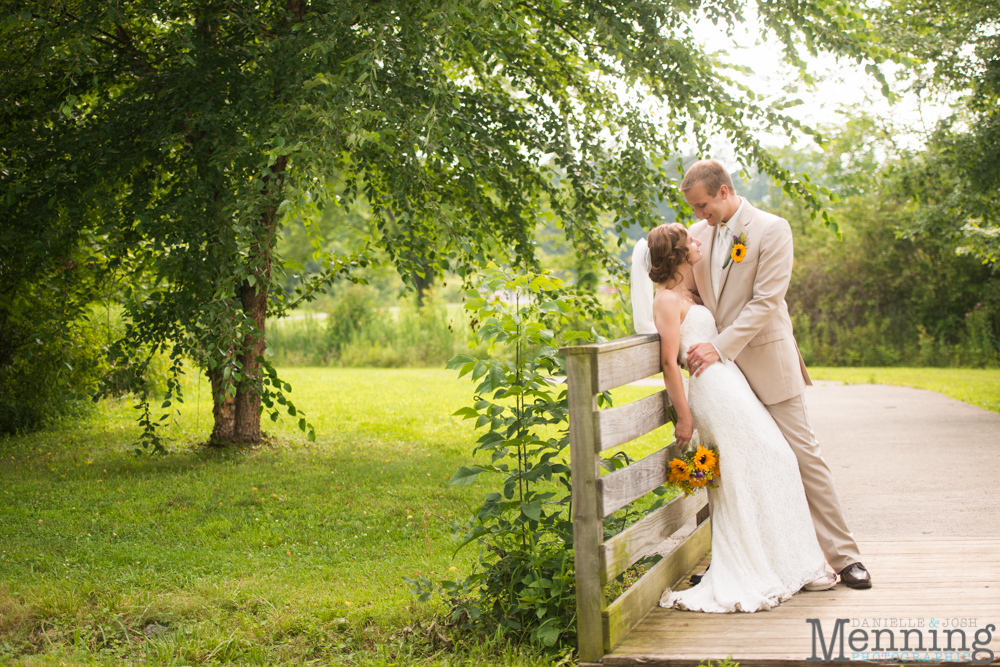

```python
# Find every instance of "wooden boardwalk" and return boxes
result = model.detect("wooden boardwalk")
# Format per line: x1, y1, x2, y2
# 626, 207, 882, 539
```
565, 339, 1000, 665
604, 538, 1000, 666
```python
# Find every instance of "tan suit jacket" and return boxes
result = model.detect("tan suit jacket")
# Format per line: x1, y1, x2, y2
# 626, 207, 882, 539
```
691, 201, 811, 405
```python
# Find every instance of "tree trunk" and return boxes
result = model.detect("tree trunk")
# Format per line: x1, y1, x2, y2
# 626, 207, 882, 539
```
208, 367, 235, 443
233, 280, 267, 442
228, 0, 303, 443
413, 267, 434, 306
233, 156, 286, 443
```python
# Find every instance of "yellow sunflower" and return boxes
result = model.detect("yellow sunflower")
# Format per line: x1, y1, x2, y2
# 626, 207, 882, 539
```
668, 458, 690, 482
693, 446, 717, 472
731, 243, 747, 263
689, 473, 708, 487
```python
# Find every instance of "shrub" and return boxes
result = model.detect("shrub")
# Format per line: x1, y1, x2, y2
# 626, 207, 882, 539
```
406, 266, 664, 654
0, 302, 118, 434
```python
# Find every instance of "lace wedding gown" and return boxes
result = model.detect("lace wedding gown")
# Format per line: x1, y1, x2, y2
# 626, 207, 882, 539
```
660, 305, 827, 613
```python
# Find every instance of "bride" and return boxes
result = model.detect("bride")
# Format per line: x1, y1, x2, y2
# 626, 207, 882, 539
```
632, 223, 834, 613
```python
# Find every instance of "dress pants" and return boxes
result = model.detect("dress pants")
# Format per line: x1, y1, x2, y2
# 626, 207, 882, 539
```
765, 392, 862, 573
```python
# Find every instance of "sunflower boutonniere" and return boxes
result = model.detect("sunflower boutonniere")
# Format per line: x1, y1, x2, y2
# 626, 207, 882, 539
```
722, 231, 748, 269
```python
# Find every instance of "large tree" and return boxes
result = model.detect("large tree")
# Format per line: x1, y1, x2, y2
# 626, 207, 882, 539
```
875, 0, 1000, 262
1, 0, 893, 446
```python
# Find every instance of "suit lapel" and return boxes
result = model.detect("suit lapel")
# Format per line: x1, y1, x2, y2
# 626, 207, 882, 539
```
694, 224, 717, 313
716, 202, 751, 303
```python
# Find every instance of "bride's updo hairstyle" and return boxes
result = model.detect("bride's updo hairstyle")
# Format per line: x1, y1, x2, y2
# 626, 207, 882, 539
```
647, 223, 691, 285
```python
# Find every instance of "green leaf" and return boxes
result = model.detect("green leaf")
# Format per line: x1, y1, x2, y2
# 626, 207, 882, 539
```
521, 501, 542, 521
449, 466, 486, 486
488, 363, 504, 390
535, 623, 561, 647
452, 407, 479, 419
446, 354, 476, 370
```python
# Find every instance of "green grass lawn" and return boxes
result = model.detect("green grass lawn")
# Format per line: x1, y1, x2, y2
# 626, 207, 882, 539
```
5, 364, 993, 666
0, 368, 665, 667
807, 367, 1000, 414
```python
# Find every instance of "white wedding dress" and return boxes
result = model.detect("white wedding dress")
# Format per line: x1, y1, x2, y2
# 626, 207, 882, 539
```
659, 304, 827, 613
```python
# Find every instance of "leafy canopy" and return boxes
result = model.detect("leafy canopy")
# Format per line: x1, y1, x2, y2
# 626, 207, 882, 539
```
1, 0, 896, 442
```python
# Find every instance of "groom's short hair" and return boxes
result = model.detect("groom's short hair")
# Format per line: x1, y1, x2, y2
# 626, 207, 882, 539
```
681, 159, 735, 197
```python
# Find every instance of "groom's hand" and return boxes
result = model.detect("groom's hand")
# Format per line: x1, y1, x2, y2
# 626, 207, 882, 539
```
687, 343, 720, 377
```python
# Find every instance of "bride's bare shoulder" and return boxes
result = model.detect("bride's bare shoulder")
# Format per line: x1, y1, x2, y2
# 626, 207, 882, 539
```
652, 289, 683, 314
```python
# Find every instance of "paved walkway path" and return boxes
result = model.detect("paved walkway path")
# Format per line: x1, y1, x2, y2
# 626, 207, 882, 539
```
803, 382, 1000, 541
642, 379, 1000, 551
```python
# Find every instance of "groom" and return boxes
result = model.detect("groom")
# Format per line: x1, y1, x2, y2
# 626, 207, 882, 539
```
681, 159, 872, 590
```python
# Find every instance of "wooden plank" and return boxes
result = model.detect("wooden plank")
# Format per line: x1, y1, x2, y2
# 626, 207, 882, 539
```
696, 502, 710, 525
755, 601, 1000, 608
600, 489, 707, 585
596, 389, 672, 452
623, 615, 1000, 628
611, 643, 1000, 654
561, 333, 659, 356
599, 443, 681, 517
623, 622, 1000, 635
610, 658, 997, 666
595, 339, 664, 393
623, 623, 1000, 635
613, 635, 1000, 649
857, 544, 1000, 551
612, 637, 1000, 648
603, 518, 712, 652
566, 351, 605, 664
606, 659, 992, 667
858, 535, 1000, 550
856, 551, 1000, 558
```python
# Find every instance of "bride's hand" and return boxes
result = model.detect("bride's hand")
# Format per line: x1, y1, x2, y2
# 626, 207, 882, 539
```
675, 415, 693, 447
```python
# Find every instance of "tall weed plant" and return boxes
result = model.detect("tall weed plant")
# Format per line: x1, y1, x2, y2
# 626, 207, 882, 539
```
406, 265, 658, 655
267, 286, 480, 368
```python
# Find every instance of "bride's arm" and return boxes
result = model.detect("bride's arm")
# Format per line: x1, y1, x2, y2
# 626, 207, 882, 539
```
653, 294, 693, 447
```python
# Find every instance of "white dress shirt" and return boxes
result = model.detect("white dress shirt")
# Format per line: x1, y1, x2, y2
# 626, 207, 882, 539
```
707, 197, 747, 362
711, 197, 746, 299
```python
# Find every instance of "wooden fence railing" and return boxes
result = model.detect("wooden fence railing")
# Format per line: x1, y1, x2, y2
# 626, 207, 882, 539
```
562, 333, 711, 664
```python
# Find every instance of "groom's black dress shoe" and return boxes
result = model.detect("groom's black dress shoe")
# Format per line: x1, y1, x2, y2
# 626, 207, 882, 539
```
690, 564, 709, 585
839, 562, 872, 589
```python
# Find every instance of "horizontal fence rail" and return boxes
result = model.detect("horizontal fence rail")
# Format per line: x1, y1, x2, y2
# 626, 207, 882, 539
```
595, 390, 672, 451
602, 519, 711, 652
562, 334, 711, 664
599, 443, 679, 517
600, 489, 706, 585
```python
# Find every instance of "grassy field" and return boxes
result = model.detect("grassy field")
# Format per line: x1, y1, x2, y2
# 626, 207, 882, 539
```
0, 368, 665, 667
808, 367, 1000, 414
4, 365, 996, 666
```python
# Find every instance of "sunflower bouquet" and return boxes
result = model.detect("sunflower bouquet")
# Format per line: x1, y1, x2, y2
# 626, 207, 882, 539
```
667, 444, 721, 496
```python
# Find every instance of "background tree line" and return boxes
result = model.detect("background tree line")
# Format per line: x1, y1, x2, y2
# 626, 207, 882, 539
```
770, 116, 998, 367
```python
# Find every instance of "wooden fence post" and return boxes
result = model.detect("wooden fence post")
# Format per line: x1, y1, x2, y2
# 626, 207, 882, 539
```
563, 334, 710, 662
567, 349, 603, 663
